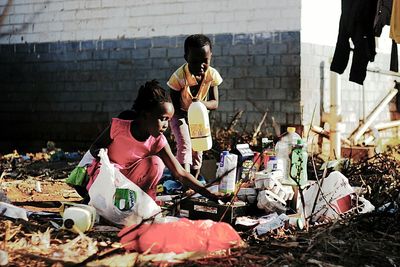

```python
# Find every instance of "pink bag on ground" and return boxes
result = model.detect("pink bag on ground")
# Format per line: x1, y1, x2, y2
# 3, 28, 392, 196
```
118, 218, 243, 254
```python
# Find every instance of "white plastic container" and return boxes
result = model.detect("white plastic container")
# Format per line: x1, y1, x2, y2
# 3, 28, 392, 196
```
265, 156, 284, 173
217, 152, 238, 193
62, 205, 96, 233
275, 127, 301, 185
188, 99, 212, 151
256, 190, 287, 213
237, 188, 257, 203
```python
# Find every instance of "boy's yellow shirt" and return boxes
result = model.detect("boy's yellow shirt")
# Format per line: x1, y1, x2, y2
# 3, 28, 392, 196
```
167, 63, 223, 111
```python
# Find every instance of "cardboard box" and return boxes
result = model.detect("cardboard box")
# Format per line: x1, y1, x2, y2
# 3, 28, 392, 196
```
179, 198, 249, 224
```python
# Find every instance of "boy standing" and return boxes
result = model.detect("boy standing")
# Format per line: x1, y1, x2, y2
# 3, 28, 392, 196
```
167, 34, 223, 178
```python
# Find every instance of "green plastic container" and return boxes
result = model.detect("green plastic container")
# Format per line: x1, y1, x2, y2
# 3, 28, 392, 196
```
289, 139, 308, 186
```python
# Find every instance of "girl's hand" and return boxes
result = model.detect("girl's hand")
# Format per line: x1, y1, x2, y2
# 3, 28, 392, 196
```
212, 192, 233, 203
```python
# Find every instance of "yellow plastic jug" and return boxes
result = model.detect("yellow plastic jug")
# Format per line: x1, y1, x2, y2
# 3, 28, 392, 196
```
188, 99, 212, 151
62, 205, 96, 233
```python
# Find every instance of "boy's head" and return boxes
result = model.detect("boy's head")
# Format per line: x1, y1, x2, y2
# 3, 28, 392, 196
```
184, 34, 212, 77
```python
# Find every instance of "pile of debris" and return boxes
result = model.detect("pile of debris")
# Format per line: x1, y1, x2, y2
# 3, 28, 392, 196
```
0, 135, 399, 266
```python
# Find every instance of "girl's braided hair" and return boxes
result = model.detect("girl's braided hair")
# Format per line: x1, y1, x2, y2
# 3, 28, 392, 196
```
131, 80, 171, 113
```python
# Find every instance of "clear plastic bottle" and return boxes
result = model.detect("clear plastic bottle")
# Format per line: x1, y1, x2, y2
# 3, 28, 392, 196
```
188, 99, 212, 151
274, 127, 301, 185
289, 139, 308, 186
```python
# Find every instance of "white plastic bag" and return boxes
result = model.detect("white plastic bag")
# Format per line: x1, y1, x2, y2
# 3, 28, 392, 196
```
298, 171, 354, 221
0, 202, 28, 221
78, 150, 95, 167
88, 149, 161, 225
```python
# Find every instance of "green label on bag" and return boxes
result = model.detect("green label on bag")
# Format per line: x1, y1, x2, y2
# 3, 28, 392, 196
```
65, 166, 89, 186
114, 188, 136, 211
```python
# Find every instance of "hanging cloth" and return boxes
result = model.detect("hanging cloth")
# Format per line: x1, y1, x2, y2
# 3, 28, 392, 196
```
389, 0, 400, 71
390, 0, 400, 42
374, 0, 393, 36
330, 0, 378, 85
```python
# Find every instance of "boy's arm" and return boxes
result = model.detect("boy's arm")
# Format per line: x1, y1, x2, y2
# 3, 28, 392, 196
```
200, 85, 219, 110
158, 143, 220, 202
89, 125, 112, 159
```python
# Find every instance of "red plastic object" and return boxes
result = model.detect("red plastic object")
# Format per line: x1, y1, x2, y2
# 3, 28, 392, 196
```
118, 218, 242, 254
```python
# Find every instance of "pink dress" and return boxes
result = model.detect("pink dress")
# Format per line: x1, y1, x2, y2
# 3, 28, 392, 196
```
87, 118, 167, 199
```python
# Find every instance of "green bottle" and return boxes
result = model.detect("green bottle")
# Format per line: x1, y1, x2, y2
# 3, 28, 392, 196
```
290, 139, 308, 186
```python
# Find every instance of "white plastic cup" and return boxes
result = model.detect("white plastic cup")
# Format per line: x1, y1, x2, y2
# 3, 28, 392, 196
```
254, 171, 268, 189
264, 178, 275, 190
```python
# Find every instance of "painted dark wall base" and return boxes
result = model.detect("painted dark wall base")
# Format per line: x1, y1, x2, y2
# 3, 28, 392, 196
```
0, 31, 300, 152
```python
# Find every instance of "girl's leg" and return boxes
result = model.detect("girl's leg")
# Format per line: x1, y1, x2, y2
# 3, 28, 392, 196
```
122, 156, 165, 199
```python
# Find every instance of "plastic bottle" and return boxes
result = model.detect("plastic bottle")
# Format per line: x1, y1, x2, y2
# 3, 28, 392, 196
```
275, 127, 301, 185
289, 139, 308, 186
265, 156, 284, 173
62, 205, 96, 233
188, 99, 212, 151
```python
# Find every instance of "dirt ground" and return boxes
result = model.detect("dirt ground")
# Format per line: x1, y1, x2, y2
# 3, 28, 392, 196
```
1, 147, 400, 266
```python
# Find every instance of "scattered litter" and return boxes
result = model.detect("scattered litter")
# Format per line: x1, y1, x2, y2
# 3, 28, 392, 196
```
0, 202, 28, 221
61, 204, 97, 233
356, 196, 375, 214
0, 250, 8, 266
235, 216, 260, 228
377, 201, 398, 214
86, 252, 138, 267
35, 181, 42, 193
0, 133, 399, 266
298, 171, 355, 222
255, 213, 289, 236
257, 190, 287, 213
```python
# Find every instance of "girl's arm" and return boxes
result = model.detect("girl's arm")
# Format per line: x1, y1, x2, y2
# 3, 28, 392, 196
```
158, 143, 219, 202
89, 125, 112, 159
200, 86, 219, 110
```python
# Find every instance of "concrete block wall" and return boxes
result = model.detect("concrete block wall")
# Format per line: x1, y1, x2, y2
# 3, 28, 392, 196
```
0, 31, 300, 152
0, 0, 302, 151
0, 0, 300, 44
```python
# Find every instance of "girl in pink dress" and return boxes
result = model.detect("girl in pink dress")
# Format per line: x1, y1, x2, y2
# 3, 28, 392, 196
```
86, 80, 221, 201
